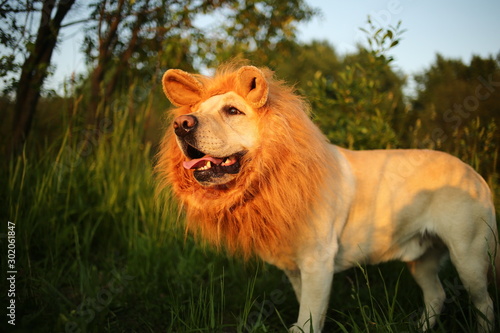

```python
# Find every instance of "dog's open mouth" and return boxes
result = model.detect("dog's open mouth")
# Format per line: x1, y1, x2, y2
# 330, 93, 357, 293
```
183, 155, 239, 171
181, 144, 244, 185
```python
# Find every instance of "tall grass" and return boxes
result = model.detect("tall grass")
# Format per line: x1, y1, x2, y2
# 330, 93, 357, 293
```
1, 85, 499, 332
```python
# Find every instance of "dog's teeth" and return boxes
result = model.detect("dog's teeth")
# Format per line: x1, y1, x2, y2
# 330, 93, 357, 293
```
222, 157, 235, 166
197, 161, 211, 171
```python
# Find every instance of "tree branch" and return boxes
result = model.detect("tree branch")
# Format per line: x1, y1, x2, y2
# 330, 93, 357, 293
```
61, 17, 93, 28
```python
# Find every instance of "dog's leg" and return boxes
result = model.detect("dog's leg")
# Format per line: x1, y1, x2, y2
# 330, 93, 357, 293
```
448, 241, 494, 332
407, 249, 447, 331
432, 204, 496, 333
285, 269, 302, 303
290, 251, 335, 333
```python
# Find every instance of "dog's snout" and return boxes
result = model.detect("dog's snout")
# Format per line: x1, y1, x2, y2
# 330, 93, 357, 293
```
173, 115, 198, 137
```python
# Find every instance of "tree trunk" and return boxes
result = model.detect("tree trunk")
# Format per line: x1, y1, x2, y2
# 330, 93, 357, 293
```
87, 0, 125, 127
10, 0, 76, 155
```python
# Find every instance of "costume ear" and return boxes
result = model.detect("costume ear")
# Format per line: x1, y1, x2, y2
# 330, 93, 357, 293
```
236, 66, 269, 108
162, 69, 204, 106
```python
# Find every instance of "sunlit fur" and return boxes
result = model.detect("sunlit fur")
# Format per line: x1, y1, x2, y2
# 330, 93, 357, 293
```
155, 64, 338, 269
157, 63, 499, 333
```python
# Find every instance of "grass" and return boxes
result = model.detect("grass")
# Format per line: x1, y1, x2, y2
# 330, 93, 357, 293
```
1, 92, 499, 332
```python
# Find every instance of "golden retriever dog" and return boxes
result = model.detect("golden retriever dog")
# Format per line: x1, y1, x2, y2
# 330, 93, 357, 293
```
156, 63, 499, 332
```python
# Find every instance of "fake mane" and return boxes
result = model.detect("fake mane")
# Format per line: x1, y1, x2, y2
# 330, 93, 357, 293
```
156, 65, 338, 269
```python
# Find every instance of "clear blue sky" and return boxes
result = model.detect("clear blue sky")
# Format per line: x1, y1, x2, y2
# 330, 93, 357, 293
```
47, 0, 500, 93
297, 0, 500, 75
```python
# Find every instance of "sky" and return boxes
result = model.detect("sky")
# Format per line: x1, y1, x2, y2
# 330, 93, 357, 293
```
297, 0, 500, 76
46, 0, 500, 93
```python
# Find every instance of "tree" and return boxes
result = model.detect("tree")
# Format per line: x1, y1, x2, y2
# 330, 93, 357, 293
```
1, 0, 317, 154
410, 53, 500, 176
83, 0, 209, 126
413, 54, 500, 129
305, 20, 407, 150
206, 0, 317, 69
265, 40, 341, 93
82, 0, 317, 126
4, 0, 76, 155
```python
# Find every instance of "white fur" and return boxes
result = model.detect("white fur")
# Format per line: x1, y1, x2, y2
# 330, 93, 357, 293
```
162, 72, 498, 332
288, 146, 497, 333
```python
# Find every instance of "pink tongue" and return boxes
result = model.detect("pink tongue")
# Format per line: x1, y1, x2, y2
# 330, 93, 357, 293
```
183, 156, 224, 170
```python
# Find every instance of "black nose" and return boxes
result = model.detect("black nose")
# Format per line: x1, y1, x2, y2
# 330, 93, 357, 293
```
173, 115, 198, 137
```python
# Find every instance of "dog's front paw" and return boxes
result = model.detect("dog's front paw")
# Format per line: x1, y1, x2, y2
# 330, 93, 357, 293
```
289, 323, 317, 333
288, 324, 304, 333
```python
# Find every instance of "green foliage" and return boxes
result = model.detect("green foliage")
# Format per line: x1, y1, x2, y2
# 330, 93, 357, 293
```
360, 18, 406, 60
0, 1, 36, 94
76, 0, 316, 107
208, 0, 317, 67
3, 58, 499, 333
410, 54, 500, 179
1, 83, 306, 331
306, 22, 406, 150
266, 40, 342, 92
2, 8, 499, 333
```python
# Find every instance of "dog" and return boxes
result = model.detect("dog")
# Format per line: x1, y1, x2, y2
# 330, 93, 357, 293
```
156, 63, 499, 332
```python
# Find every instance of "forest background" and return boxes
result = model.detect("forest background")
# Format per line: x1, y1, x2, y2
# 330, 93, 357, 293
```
1, 1, 499, 332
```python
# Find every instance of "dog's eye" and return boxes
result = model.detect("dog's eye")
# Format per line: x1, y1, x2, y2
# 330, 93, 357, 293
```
225, 106, 244, 116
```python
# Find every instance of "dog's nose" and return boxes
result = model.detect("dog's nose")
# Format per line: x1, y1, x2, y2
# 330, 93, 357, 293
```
173, 115, 198, 137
